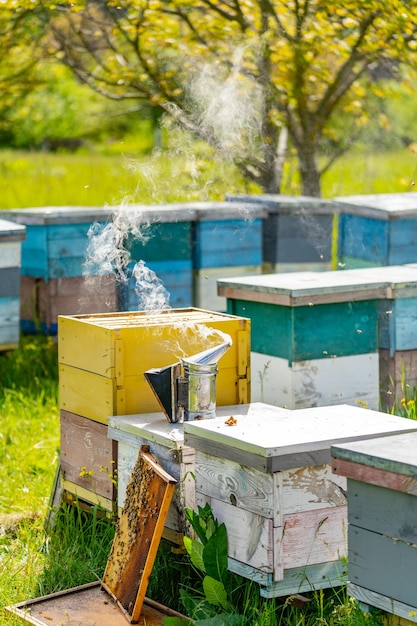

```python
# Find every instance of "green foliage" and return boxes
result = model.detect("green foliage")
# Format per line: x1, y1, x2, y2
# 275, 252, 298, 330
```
181, 505, 242, 623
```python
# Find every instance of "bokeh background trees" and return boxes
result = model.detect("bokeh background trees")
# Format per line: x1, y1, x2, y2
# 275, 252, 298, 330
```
2, 0, 417, 197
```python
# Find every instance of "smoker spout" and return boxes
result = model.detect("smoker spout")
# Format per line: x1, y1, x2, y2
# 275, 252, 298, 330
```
181, 339, 232, 367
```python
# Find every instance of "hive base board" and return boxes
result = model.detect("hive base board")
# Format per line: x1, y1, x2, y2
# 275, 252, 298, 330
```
255, 560, 348, 599
5, 581, 189, 625
349, 583, 417, 625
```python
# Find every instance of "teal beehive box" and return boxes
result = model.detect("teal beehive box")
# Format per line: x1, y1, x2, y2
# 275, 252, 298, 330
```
192, 202, 267, 311
219, 265, 417, 410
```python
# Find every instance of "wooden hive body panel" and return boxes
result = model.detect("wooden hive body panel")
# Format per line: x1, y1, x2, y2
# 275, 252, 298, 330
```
60, 410, 117, 502
332, 431, 417, 621
192, 218, 263, 269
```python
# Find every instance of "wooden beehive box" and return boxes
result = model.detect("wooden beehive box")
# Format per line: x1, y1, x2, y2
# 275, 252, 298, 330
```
184, 404, 417, 598
2, 207, 117, 333
227, 193, 339, 272
219, 268, 385, 409
219, 265, 417, 410
60, 410, 118, 512
58, 308, 250, 424
121, 204, 198, 311
377, 265, 417, 406
0, 218, 26, 351
331, 431, 417, 623
191, 202, 267, 311
336, 193, 417, 269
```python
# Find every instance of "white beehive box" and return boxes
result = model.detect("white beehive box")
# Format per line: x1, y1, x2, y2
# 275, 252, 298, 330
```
183, 403, 417, 597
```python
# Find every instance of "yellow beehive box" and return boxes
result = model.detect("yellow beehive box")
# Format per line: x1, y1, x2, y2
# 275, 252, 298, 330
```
58, 308, 250, 424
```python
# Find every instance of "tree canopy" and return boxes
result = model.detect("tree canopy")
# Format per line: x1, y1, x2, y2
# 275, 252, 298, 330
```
0, 1, 48, 142
5, 0, 417, 196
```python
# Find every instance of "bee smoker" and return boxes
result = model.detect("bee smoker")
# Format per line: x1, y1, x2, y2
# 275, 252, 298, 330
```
144, 339, 231, 422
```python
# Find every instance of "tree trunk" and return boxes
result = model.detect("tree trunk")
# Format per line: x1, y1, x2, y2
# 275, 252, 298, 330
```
297, 143, 322, 198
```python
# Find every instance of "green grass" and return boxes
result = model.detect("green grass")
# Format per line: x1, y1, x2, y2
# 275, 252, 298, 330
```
1, 145, 417, 210
0, 147, 257, 209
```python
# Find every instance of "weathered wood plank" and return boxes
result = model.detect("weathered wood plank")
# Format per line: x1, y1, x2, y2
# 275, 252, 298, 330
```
197, 493, 275, 576
281, 464, 347, 513
194, 452, 346, 524
258, 560, 348, 598
60, 410, 117, 500
62, 479, 114, 512
348, 583, 417, 624
332, 458, 417, 495
349, 525, 417, 607
346, 479, 417, 543
278, 506, 347, 572
194, 449, 278, 522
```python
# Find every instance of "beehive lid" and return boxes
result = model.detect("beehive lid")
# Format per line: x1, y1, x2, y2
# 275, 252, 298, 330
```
2, 206, 115, 225
335, 192, 417, 220
217, 265, 417, 306
184, 404, 417, 472
226, 193, 338, 215
0, 218, 26, 242
331, 431, 417, 478
108, 403, 282, 448
59, 307, 246, 329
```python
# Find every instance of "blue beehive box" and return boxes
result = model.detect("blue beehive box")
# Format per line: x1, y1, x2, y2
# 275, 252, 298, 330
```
332, 430, 417, 623
337, 193, 417, 268
227, 194, 340, 272
3, 207, 116, 333
192, 201, 267, 311
0, 218, 26, 350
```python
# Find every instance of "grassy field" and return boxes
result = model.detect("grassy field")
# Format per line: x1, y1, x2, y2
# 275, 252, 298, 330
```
1, 145, 417, 210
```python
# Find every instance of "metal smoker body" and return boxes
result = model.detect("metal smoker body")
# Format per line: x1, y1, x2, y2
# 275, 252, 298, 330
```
144, 340, 231, 422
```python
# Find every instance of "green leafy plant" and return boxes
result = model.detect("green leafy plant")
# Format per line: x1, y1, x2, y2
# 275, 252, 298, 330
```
169, 504, 246, 625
